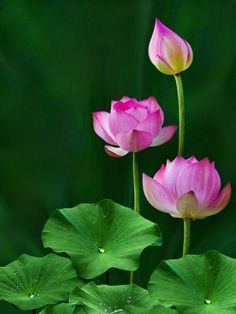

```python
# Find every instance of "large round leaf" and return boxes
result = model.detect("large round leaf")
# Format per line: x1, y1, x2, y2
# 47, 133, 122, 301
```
39, 303, 86, 314
70, 282, 175, 313
0, 253, 82, 310
42, 199, 162, 279
149, 250, 236, 313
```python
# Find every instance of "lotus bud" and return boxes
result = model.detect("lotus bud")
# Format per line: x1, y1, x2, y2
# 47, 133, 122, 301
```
148, 19, 193, 75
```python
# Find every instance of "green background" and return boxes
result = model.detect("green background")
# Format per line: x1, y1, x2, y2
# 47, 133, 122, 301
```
0, 0, 235, 312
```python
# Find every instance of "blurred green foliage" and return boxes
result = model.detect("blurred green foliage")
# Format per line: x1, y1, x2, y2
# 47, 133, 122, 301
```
0, 0, 235, 312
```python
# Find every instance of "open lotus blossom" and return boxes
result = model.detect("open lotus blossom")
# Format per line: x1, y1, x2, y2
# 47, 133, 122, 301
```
143, 156, 231, 219
148, 19, 193, 75
92, 96, 177, 157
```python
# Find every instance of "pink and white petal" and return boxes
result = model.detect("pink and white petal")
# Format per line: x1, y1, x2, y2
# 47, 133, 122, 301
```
176, 158, 221, 209
137, 110, 162, 137
104, 145, 129, 158
143, 174, 177, 215
116, 129, 153, 152
126, 105, 149, 122
139, 96, 164, 121
205, 182, 231, 217
153, 164, 166, 186
148, 19, 176, 62
176, 191, 198, 219
92, 111, 117, 145
154, 156, 192, 199
151, 125, 177, 146
109, 109, 139, 135
148, 21, 160, 65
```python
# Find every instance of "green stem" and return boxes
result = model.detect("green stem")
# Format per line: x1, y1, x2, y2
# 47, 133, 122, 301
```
130, 152, 140, 284
132, 152, 140, 214
183, 218, 191, 256
174, 74, 190, 256
174, 74, 185, 156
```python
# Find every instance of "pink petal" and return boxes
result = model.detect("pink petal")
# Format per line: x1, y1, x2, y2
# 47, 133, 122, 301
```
187, 156, 199, 164
92, 111, 117, 145
139, 96, 164, 121
176, 191, 198, 219
137, 110, 162, 137
154, 156, 192, 199
143, 174, 176, 215
151, 125, 177, 146
116, 129, 153, 152
153, 164, 166, 186
109, 109, 139, 135
112, 98, 148, 121
104, 145, 129, 158
111, 96, 137, 108
176, 158, 221, 209
126, 105, 149, 122
148, 20, 160, 66
112, 99, 138, 112
206, 182, 231, 216
156, 19, 179, 40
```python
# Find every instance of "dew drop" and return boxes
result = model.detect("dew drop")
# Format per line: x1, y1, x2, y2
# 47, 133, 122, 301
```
205, 298, 212, 305
126, 296, 132, 304
28, 293, 35, 299
16, 282, 22, 290
98, 247, 105, 253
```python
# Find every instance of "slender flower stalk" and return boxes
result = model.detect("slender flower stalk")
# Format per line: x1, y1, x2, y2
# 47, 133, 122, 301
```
174, 74, 185, 156
130, 152, 140, 284
174, 74, 187, 251
183, 218, 190, 256
132, 153, 140, 214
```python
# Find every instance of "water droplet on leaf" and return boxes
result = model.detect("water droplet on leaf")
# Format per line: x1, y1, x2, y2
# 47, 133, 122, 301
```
16, 282, 22, 290
205, 298, 212, 305
98, 247, 105, 253
126, 296, 132, 304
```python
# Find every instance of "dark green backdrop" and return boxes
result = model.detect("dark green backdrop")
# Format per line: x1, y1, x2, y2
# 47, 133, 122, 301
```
0, 0, 235, 312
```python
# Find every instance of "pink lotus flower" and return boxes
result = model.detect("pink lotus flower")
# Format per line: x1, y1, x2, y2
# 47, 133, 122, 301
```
143, 157, 231, 219
148, 19, 193, 75
92, 96, 177, 157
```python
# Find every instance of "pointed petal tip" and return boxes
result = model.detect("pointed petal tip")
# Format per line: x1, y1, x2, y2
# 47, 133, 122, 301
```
151, 124, 177, 147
